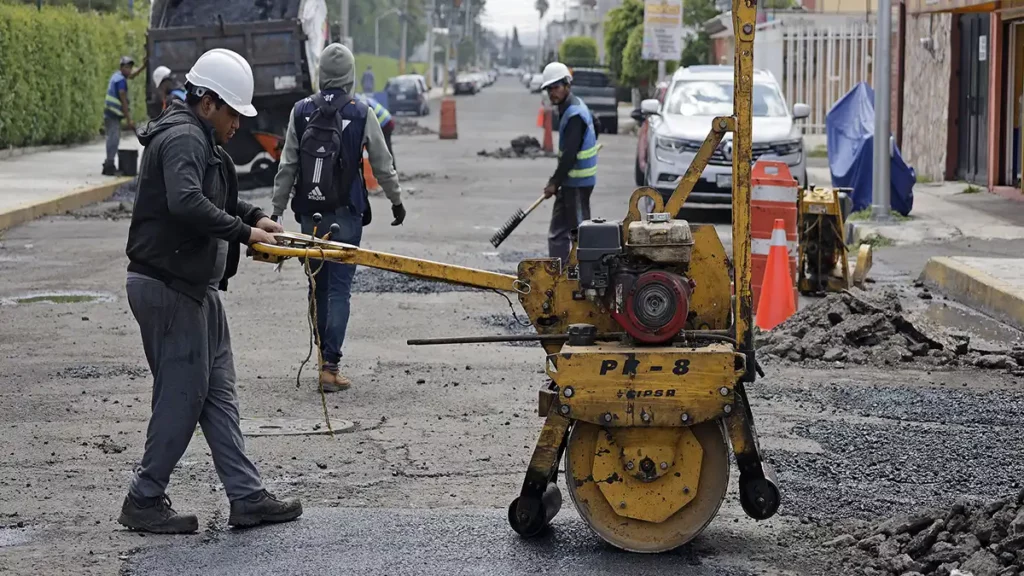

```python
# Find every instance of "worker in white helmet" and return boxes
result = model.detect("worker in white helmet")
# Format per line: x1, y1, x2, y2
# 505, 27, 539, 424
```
120, 48, 301, 534
540, 61, 600, 263
152, 65, 186, 111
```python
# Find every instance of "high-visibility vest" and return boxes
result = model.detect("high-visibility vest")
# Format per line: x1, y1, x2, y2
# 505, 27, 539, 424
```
105, 71, 126, 117
357, 94, 392, 127
558, 97, 599, 187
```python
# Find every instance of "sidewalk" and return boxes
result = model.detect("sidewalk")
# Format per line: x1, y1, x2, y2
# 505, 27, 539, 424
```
0, 134, 136, 231
850, 181, 1024, 330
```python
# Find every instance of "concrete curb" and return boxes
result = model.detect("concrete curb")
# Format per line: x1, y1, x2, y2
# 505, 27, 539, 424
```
0, 177, 132, 232
920, 256, 1024, 331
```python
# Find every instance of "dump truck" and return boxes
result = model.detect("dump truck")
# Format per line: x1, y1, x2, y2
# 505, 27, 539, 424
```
145, 0, 329, 176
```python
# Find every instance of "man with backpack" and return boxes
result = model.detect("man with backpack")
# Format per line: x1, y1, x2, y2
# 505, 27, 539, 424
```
271, 43, 405, 393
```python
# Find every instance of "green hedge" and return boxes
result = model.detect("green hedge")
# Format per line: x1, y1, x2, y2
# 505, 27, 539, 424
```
352, 53, 427, 92
0, 4, 147, 148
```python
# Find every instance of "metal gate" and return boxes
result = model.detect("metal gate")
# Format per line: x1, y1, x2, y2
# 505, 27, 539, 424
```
754, 19, 877, 135
956, 13, 989, 184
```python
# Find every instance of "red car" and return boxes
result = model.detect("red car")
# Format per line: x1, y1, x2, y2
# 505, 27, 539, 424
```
632, 81, 669, 185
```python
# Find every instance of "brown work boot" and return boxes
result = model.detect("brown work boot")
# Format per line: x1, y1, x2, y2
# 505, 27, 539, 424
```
319, 368, 351, 392
117, 494, 199, 534
228, 490, 303, 528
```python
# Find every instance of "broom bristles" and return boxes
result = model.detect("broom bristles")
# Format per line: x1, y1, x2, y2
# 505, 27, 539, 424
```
490, 208, 527, 247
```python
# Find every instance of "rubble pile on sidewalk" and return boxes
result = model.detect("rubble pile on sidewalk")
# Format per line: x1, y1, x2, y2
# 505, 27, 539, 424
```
831, 490, 1024, 576
477, 135, 556, 159
756, 288, 1024, 371
393, 118, 436, 136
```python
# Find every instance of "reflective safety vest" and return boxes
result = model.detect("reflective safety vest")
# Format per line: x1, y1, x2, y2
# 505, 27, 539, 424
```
558, 97, 599, 188
162, 88, 186, 111
105, 71, 126, 118
357, 95, 393, 128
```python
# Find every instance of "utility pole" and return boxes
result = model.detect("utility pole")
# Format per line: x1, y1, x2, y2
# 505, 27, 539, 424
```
465, 0, 472, 66
426, 3, 435, 88
400, 0, 409, 74
340, 0, 352, 48
871, 0, 892, 221
538, 14, 543, 66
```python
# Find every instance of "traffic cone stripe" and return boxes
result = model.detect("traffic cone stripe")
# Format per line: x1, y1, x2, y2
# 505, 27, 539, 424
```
751, 237, 798, 256
754, 218, 797, 331
751, 184, 799, 203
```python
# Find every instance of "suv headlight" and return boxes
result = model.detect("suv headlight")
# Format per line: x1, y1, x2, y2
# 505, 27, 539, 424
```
772, 139, 803, 157
655, 136, 700, 153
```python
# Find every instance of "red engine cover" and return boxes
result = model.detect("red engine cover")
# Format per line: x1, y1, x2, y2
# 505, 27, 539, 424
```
611, 271, 693, 344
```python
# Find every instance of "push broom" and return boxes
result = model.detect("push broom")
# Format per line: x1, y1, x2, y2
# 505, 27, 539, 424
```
490, 194, 549, 248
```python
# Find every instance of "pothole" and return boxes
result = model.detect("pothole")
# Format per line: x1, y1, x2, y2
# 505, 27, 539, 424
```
2, 291, 115, 306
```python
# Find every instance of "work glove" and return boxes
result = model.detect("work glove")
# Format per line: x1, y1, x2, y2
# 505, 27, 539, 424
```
391, 203, 406, 226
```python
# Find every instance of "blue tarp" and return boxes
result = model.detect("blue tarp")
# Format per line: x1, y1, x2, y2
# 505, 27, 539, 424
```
826, 82, 915, 216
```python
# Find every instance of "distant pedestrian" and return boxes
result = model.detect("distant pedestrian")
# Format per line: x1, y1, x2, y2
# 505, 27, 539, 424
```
361, 65, 375, 94
355, 93, 396, 169
152, 66, 186, 111
103, 55, 145, 175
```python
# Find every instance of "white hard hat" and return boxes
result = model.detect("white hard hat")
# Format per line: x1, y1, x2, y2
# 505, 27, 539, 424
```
540, 62, 572, 90
153, 66, 172, 88
185, 48, 257, 117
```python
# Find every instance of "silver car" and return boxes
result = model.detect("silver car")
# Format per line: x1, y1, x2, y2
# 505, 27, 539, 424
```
640, 66, 809, 206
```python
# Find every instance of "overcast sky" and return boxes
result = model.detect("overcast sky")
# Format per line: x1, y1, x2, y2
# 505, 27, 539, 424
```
479, 0, 569, 43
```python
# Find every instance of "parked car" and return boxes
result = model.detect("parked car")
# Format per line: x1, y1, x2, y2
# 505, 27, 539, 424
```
454, 73, 478, 95
632, 81, 670, 186
529, 73, 544, 93
566, 67, 618, 134
636, 65, 809, 207
385, 74, 430, 116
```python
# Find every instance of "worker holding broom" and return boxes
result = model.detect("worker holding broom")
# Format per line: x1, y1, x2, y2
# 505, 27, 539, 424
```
539, 61, 600, 263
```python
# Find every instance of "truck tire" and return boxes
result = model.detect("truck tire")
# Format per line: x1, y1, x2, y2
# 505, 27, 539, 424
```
635, 157, 645, 186
603, 116, 618, 135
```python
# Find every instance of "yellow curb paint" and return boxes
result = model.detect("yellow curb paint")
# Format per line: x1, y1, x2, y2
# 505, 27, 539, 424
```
0, 177, 132, 231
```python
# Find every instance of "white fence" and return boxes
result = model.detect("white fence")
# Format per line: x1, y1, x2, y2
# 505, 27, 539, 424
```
754, 19, 877, 135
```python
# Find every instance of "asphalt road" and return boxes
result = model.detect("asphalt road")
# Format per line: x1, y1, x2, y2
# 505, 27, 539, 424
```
2, 77, 1023, 576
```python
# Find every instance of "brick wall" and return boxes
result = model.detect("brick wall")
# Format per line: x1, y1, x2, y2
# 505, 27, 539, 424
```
901, 13, 953, 180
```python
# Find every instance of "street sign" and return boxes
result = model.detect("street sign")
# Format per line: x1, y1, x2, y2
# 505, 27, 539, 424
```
642, 0, 683, 61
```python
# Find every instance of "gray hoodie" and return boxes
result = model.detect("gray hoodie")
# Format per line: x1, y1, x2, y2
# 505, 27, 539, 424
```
271, 43, 402, 217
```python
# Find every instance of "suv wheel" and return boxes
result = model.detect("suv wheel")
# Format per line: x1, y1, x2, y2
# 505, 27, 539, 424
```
634, 157, 644, 187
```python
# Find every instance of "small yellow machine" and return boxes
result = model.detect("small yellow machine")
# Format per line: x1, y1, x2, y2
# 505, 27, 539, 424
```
249, 1, 778, 552
797, 187, 873, 294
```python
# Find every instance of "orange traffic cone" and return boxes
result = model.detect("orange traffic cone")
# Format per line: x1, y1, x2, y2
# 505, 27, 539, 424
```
755, 218, 797, 331
362, 147, 379, 191
536, 106, 545, 128
439, 98, 458, 139
542, 109, 553, 153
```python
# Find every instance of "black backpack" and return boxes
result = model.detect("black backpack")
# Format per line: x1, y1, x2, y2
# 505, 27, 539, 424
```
297, 94, 343, 212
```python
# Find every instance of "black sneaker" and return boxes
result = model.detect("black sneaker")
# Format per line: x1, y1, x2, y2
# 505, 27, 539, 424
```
228, 490, 303, 528
117, 494, 199, 534
101, 162, 117, 176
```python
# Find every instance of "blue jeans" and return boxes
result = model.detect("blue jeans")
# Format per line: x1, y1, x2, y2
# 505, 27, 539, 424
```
300, 207, 363, 365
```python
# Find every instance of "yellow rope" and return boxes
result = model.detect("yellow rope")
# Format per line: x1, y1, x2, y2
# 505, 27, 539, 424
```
298, 245, 335, 438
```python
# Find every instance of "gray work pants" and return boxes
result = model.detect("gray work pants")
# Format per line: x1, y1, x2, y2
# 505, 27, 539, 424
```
104, 116, 120, 166
548, 185, 593, 264
125, 275, 263, 501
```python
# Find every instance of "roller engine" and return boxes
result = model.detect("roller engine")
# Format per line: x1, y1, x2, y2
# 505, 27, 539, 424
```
576, 213, 696, 344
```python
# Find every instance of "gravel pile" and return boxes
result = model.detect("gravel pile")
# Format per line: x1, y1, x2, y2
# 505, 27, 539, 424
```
831, 491, 1024, 576
756, 288, 1023, 370
393, 119, 436, 136
477, 136, 555, 159
161, 0, 298, 26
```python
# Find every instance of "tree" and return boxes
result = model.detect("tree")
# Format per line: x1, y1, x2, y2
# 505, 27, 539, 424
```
559, 36, 597, 65
620, 25, 657, 88
603, 0, 643, 85
510, 26, 523, 67
678, 0, 721, 68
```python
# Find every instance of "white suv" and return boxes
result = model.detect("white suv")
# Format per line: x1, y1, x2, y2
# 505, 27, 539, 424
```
638, 66, 809, 206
